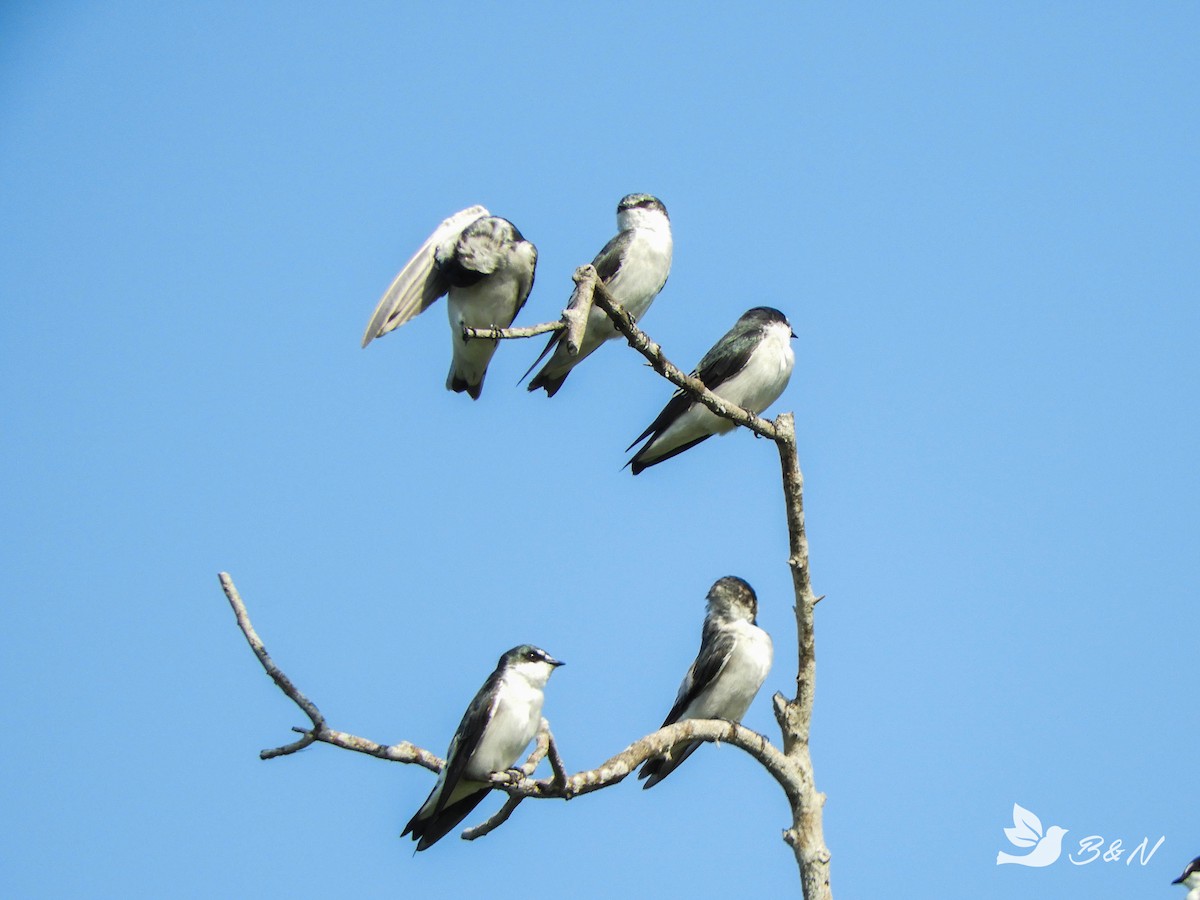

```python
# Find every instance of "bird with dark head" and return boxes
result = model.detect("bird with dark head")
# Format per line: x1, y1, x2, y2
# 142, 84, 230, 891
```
525, 193, 672, 396
638, 576, 773, 789
627, 307, 796, 474
402, 644, 563, 850
1174, 856, 1200, 900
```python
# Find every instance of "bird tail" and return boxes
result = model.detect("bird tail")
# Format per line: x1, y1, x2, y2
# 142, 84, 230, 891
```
638, 740, 701, 789
402, 790, 491, 851
627, 435, 713, 476
447, 368, 484, 400
523, 332, 567, 395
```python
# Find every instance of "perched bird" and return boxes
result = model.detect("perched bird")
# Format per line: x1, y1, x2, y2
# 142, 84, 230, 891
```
402, 644, 563, 850
638, 576, 773, 789
626, 307, 795, 474
362, 206, 537, 399
525, 193, 672, 396
1173, 856, 1200, 900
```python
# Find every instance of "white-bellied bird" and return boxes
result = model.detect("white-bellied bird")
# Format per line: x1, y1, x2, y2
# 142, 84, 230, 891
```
639, 576, 772, 789
402, 644, 563, 850
626, 307, 795, 474
525, 193, 672, 396
363, 207, 537, 399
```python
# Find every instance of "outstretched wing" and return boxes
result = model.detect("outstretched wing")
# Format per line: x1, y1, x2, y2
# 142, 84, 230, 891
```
361, 205, 488, 347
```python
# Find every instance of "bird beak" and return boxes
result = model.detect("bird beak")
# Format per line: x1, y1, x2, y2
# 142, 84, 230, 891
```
548, 657, 565, 667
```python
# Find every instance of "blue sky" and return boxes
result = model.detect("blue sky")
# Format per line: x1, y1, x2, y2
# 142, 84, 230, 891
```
2, 3, 1197, 898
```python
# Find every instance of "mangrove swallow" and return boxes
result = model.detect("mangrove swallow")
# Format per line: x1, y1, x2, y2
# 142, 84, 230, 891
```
402, 644, 563, 850
638, 576, 773, 789
525, 193, 672, 396
626, 306, 795, 474
363, 207, 538, 399
1174, 856, 1200, 900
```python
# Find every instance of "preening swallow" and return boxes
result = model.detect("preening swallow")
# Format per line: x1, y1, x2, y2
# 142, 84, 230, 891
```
626, 307, 795, 474
402, 645, 563, 850
525, 193, 672, 396
1174, 856, 1200, 900
638, 576, 773, 789
362, 207, 537, 399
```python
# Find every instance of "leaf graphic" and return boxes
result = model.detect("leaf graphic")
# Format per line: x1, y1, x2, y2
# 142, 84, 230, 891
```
1003, 803, 1044, 847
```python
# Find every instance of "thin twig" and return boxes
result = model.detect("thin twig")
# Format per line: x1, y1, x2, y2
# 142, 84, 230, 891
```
462, 321, 564, 341
311, 728, 443, 772
461, 794, 524, 841
545, 726, 570, 794
219, 572, 327, 759
461, 723, 555, 841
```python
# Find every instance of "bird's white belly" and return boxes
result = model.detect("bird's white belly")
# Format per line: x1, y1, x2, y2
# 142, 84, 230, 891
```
599, 228, 673, 324
651, 324, 795, 453
718, 329, 795, 412
464, 682, 542, 779
446, 277, 522, 378
688, 625, 773, 722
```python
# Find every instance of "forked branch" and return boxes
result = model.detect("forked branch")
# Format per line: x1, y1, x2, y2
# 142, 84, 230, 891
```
219, 571, 804, 830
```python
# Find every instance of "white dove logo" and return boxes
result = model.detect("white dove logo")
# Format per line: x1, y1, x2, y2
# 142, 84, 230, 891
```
996, 803, 1068, 867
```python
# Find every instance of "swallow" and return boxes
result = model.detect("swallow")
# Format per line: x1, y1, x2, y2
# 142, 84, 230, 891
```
639, 576, 773, 789
526, 193, 671, 396
363, 206, 537, 399
402, 644, 563, 850
626, 307, 795, 474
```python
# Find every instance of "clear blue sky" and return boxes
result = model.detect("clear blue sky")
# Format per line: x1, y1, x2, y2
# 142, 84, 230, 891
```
2, 3, 1196, 898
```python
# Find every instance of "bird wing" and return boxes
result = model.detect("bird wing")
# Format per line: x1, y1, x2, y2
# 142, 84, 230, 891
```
659, 622, 737, 727
521, 228, 626, 385
591, 229, 633, 283
638, 623, 736, 787
431, 666, 504, 818
513, 241, 537, 316
624, 317, 762, 455
691, 315, 764, 391
438, 215, 533, 287
361, 205, 488, 347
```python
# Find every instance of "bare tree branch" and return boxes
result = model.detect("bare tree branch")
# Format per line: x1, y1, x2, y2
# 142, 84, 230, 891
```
461, 321, 563, 341
582, 290, 833, 898
220, 572, 325, 759
558, 270, 595, 356
461, 794, 525, 841
219, 573, 804, 808
225, 262, 833, 895
461, 720, 555, 840
310, 728, 443, 772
